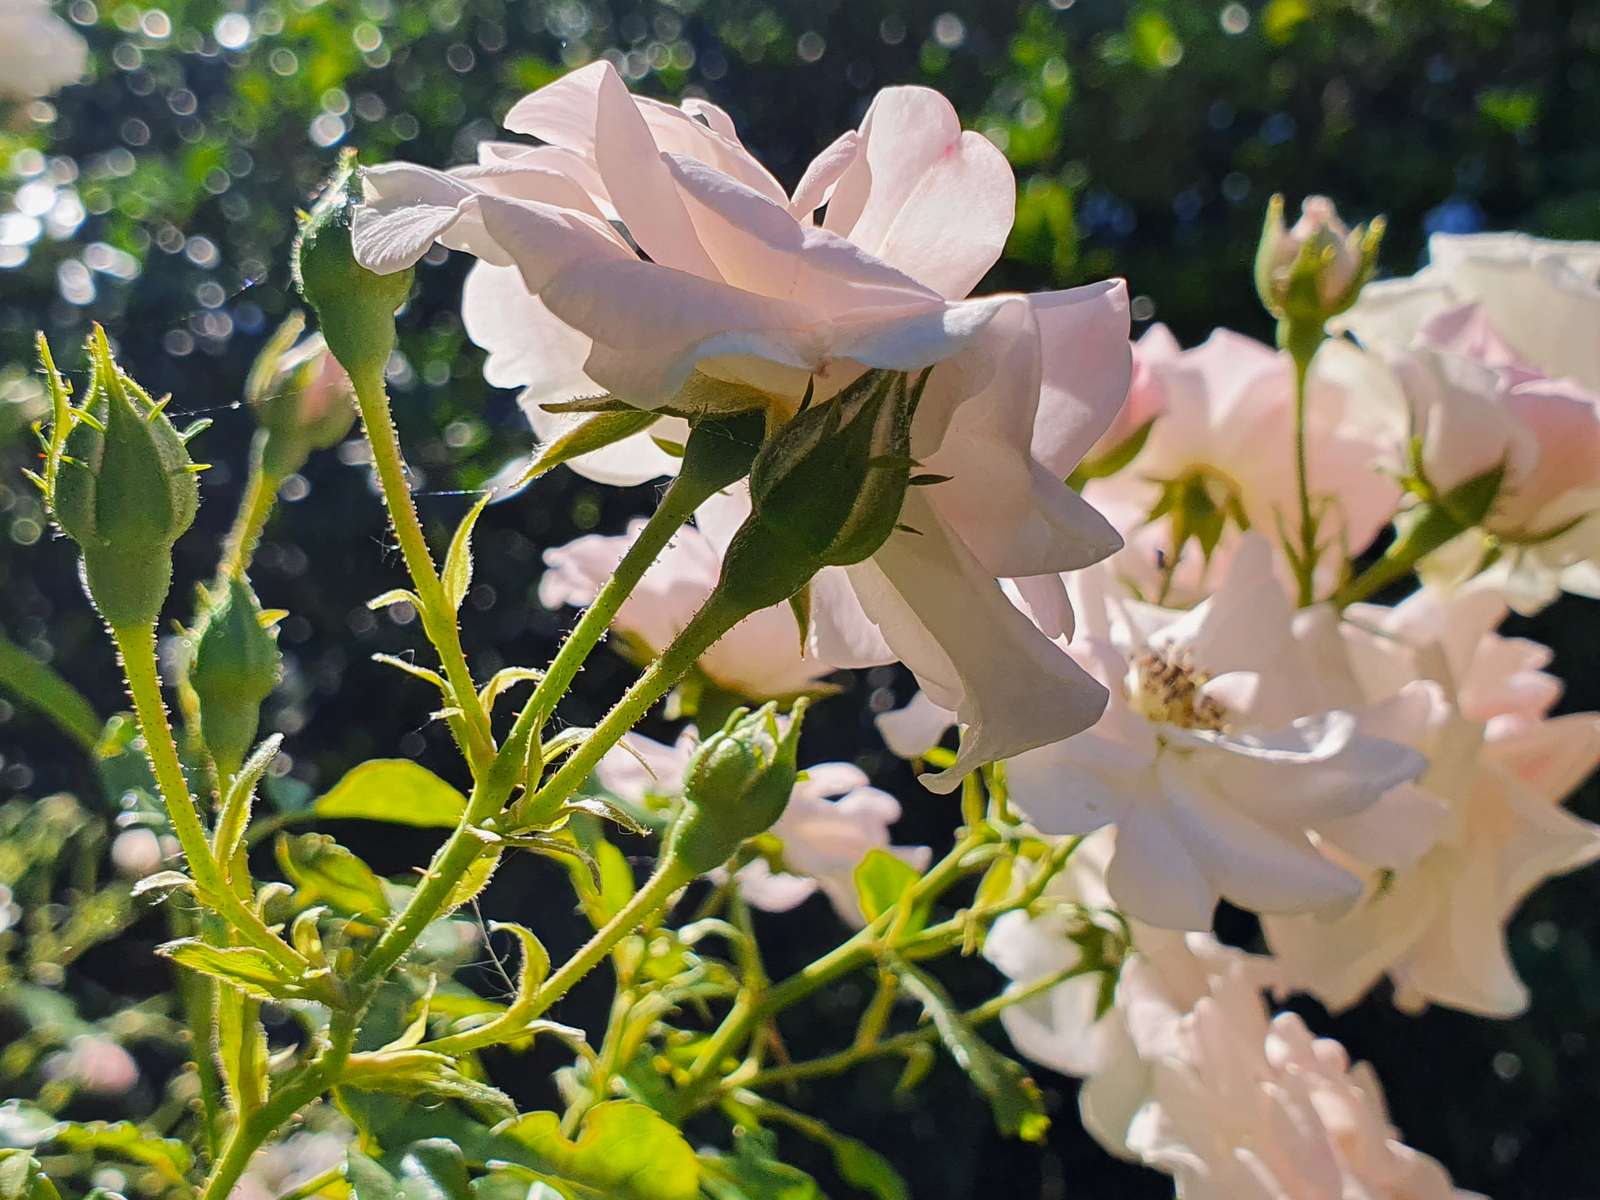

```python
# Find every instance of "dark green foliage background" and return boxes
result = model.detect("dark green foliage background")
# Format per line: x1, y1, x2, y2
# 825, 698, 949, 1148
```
3, 1, 1600, 1196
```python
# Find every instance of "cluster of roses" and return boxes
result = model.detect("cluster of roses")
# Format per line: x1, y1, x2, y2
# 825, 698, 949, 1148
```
352, 62, 1600, 1198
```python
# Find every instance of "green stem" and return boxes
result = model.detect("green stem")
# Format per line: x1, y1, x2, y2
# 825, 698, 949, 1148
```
199, 1016, 355, 1200
522, 855, 696, 1021
350, 363, 495, 777
521, 469, 710, 741
0, 627, 101, 750
217, 436, 281, 582
686, 830, 992, 1089
1288, 335, 1320, 607
511, 594, 743, 829
735, 961, 1098, 1093
113, 624, 307, 975
353, 468, 735, 1000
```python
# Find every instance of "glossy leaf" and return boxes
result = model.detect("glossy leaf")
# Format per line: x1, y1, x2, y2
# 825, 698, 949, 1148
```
277, 832, 391, 919
492, 1101, 699, 1200
157, 938, 303, 1002
315, 759, 468, 829
852, 849, 920, 925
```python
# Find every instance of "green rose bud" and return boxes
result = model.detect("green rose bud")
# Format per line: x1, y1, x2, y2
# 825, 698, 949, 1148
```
664, 699, 807, 874
293, 150, 414, 387
1254, 194, 1385, 333
246, 310, 358, 479
45, 327, 202, 630
711, 370, 923, 614
186, 575, 281, 780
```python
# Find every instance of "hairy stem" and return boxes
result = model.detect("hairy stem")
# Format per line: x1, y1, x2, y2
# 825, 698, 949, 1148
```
354, 477, 732, 998
217, 436, 280, 582
113, 623, 306, 974
511, 594, 743, 829
522, 855, 696, 1021
520, 469, 711, 741
349, 363, 495, 776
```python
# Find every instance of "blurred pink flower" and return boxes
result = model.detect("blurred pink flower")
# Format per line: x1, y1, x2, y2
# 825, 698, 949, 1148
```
43, 1035, 139, 1097
540, 488, 836, 701
1083, 329, 1399, 604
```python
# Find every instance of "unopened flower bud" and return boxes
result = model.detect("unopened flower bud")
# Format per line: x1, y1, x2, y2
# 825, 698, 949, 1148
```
247, 311, 358, 478
45, 328, 201, 630
1255, 194, 1384, 327
713, 371, 922, 614
186, 575, 281, 779
664, 700, 807, 873
294, 151, 414, 386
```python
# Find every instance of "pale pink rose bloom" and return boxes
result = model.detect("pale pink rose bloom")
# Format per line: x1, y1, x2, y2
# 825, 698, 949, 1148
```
594, 729, 927, 927
1352, 304, 1600, 535
1083, 329, 1399, 604
42, 1035, 139, 1096
1080, 323, 1175, 464
1265, 580, 1600, 1016
1338, 230, 1600, 392
1126, 965, 1484, 1200
540, 488, 835, 701
1000, 537, 1424, 930
982, 830, 1277, 1158
355, 64, 1133, 789
1347, 301, 1600, 612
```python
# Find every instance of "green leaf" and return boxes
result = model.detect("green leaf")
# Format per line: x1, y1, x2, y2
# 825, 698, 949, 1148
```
340, 1050, 516, 1120
509, 409, 661, 493
277, 833, 392, 920
0, 628, 101, 750
565, 838, 636, 927
478, 667, 544, 713
215, 732, 283, 862
745, 1099, 907, 1200
157, 938, 306, 1002
492, 1101, 700, 1200
829, 1136, 906, 1200
0, 1153, 59, 1200
889, 957, 1049, 1143
697, 1153, 821, 1200
368, 588, 423, 612
444, 841, 503, 911
697, 1128, 822, 1200
443, 494, 492, 613
315, 759, 469, 829
852, 849, 920, 925
560, 797, 650, 837
45, 1121, 191, 1182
